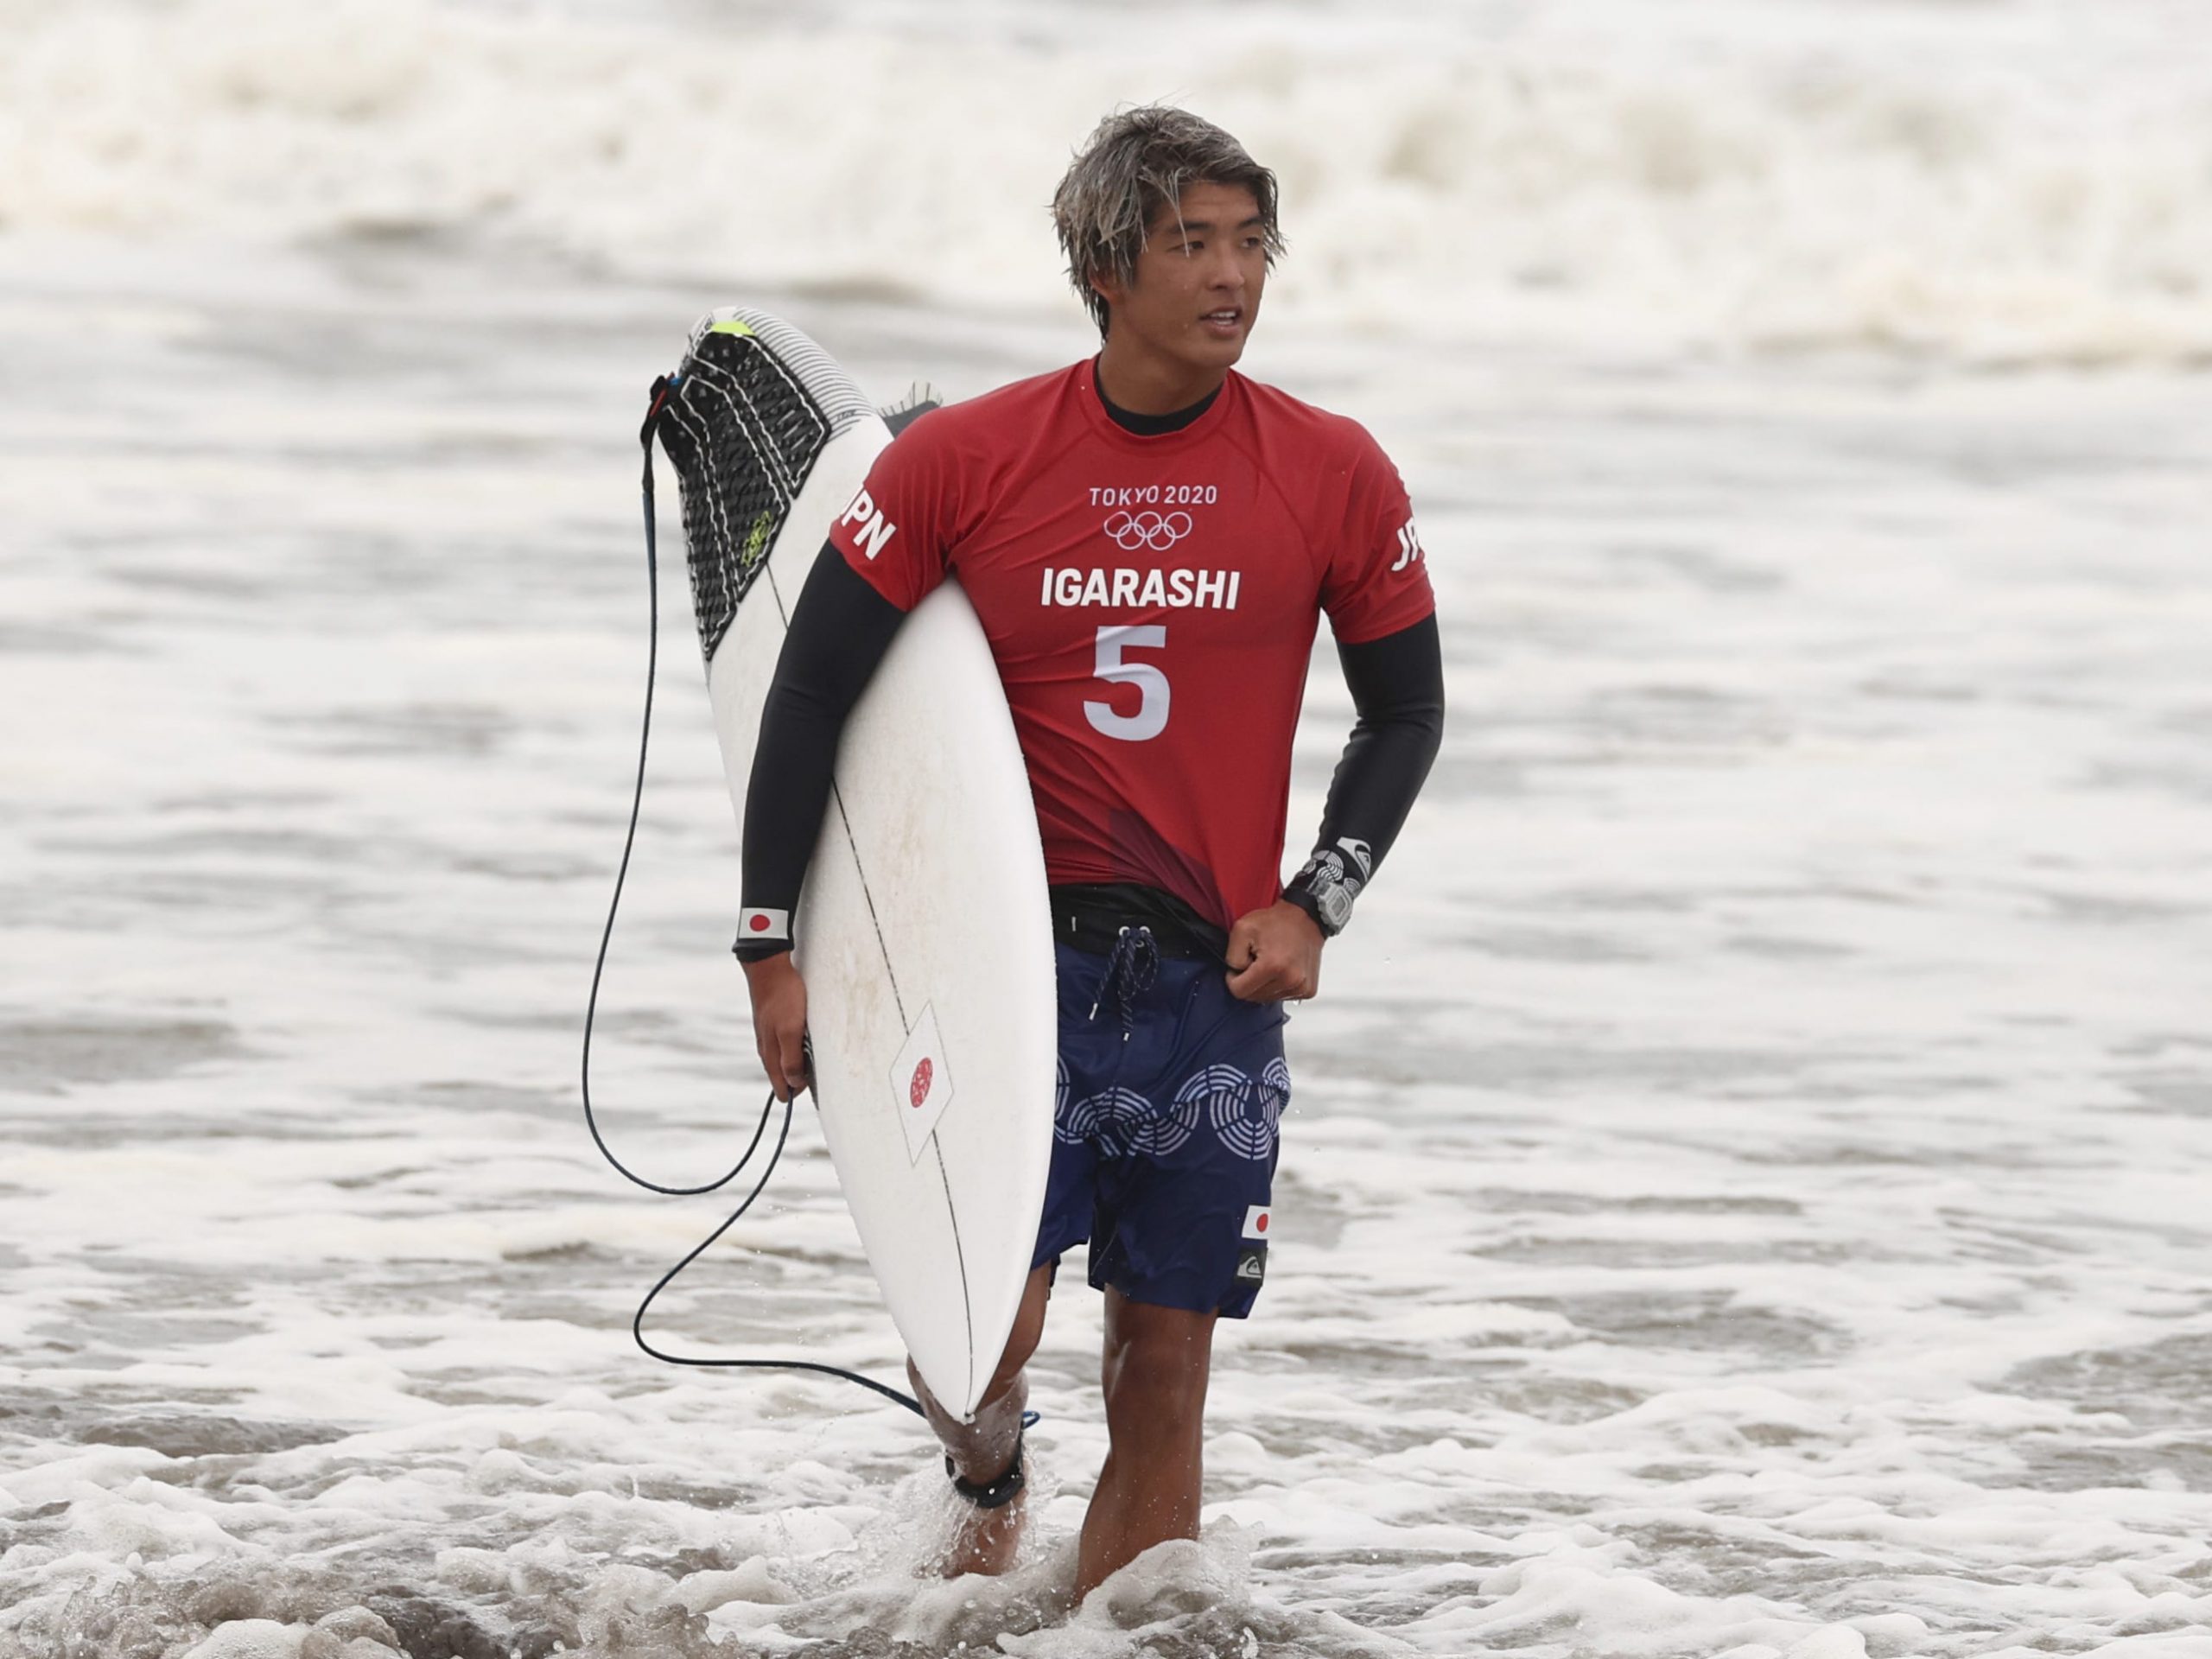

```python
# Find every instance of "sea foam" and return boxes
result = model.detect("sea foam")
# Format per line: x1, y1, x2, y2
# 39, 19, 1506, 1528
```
2, 0, 2209, 365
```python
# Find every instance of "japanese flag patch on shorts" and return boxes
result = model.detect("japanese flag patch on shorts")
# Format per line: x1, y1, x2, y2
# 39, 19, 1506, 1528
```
1236, 1205, 1271, 1283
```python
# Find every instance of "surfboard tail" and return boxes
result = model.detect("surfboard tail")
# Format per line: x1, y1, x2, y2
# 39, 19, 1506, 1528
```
647, 309, 876, 664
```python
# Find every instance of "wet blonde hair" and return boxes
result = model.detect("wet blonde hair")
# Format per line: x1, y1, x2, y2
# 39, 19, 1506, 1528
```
1052, 105, 1286, 337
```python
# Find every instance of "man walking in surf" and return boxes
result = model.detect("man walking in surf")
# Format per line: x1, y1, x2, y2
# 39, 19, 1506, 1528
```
735, 105, 1443, 1601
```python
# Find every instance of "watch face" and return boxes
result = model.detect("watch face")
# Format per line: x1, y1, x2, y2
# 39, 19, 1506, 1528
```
1318, 880, 1354, 931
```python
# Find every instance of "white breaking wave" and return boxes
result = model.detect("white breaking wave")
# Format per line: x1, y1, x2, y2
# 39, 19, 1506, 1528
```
3, 0, 2211, 365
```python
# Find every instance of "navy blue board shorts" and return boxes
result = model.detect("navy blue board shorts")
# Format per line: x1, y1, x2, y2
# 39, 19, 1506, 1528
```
1033, 931, 1290, 1319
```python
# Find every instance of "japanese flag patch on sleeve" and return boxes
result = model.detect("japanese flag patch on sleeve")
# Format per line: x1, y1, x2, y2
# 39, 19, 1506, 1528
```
737, 906, 790, 944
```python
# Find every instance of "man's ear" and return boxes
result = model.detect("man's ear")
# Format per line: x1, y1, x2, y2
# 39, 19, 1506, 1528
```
1090, 269, 1125, 313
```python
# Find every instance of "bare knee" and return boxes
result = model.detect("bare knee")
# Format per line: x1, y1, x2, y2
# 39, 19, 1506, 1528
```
1101, 1298, 1215, 1443
916, 1262, 1051, 1425
982, 1262, 1053, 1402
1103, 1344, 1206, 1434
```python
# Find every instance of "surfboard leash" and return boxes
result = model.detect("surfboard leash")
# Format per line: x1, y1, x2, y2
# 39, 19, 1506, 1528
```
572, 375, 931, 1423
622, 1083, 935, 1419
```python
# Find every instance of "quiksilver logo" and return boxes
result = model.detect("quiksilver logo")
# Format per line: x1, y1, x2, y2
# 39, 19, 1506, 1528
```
837, 487, 898, 560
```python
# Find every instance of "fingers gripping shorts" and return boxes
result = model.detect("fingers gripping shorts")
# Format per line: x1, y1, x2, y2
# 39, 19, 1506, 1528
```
1031, 932, 1289, 1319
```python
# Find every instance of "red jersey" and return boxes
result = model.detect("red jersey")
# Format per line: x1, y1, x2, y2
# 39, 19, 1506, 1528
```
827, 362, 1435, 931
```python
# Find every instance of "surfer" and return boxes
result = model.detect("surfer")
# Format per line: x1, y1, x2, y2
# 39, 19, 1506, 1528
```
736, 105, 1443, 1599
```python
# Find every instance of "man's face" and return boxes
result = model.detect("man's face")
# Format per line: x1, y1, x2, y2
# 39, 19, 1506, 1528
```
1094, 181, 1268, 374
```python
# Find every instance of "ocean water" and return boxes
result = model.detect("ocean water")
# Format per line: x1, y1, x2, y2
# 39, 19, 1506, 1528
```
3, 2, 2211, 1656
5, 0, 2212, 366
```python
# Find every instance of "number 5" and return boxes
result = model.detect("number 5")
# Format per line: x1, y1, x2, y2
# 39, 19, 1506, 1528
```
1084, 624, 1169, 741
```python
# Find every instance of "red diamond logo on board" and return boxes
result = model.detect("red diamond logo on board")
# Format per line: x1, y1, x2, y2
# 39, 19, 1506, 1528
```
889, 1003, 955, 1166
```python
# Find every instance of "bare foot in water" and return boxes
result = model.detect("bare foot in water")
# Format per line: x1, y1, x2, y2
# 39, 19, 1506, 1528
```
940, 1484, 1026, 1577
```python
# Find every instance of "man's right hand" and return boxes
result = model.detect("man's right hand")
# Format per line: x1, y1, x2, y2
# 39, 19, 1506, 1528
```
742, 952, 810, 1102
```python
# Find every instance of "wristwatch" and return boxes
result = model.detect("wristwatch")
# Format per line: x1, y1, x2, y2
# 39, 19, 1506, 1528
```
1285, 854, 1357, 938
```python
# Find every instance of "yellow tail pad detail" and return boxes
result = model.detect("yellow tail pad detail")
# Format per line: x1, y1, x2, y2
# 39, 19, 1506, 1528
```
708, 319, 756, 336
742, 510, 773, 565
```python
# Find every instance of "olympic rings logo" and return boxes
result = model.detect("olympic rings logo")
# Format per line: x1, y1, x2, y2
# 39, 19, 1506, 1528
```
1103, 510, 1193, 551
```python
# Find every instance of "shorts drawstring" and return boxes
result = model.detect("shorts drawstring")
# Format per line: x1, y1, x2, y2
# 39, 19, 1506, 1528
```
1089, 925, 1160, 1039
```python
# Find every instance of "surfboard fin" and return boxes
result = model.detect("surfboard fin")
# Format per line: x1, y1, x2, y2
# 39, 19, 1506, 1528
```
880, 383, 941, 437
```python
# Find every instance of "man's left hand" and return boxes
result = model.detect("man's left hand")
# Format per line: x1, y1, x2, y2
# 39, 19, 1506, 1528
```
1225, 900, 1324, 1003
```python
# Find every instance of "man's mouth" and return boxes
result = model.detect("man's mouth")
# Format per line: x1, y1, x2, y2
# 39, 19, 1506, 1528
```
1201, 308, 1243, 330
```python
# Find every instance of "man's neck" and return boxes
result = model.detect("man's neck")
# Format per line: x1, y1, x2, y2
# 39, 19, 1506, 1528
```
1092, 361, 1218, 435
1094, 340, 1229, 416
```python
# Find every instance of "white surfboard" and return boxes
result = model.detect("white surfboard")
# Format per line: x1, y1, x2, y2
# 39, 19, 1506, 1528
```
655, 308, 1055, 1421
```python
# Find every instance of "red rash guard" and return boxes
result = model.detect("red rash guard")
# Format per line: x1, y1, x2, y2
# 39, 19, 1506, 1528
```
826, 361, 1436, 931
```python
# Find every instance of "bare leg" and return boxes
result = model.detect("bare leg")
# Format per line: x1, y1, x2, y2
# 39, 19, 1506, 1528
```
1075, 1287, 1217, 1602
907, 1260, 1054, 1577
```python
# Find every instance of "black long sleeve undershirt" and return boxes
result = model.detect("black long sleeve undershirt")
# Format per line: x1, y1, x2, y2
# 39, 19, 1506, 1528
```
734, 540, 1445, 959
734, 543, 905, 961
1283, 613, 1446, 925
